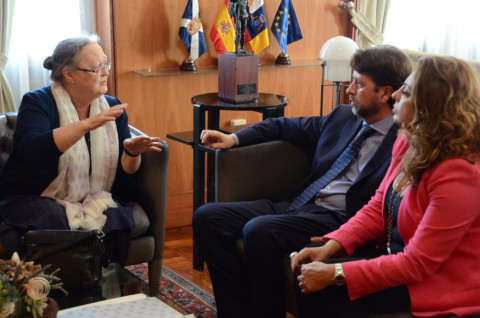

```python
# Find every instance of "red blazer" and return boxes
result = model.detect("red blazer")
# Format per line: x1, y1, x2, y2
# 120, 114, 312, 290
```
325, 134, 480, 317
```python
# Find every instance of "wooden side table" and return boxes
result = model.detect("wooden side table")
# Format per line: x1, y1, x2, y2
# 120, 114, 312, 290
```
167, 92, 289, 270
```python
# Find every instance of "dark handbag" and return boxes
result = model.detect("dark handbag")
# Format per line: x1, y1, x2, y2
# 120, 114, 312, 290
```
22, 229, 107, 289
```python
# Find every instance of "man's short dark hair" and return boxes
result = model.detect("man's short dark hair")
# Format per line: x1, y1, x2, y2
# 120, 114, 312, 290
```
351, 45, 412, 107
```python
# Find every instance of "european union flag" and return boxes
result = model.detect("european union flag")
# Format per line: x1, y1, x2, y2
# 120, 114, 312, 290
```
270, 0, 303, 54
179, 0, 206, 60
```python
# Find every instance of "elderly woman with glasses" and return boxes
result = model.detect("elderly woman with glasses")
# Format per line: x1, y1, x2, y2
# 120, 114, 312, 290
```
0, 35, 163, 264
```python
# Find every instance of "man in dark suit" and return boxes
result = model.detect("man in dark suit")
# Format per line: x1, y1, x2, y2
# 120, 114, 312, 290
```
192, 45, 412, 318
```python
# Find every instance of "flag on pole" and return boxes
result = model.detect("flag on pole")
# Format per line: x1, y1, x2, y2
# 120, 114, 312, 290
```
270, 0, 303, 54
246, 0, 269, 54
179, 0, 206, 60
210, 0, 236, 55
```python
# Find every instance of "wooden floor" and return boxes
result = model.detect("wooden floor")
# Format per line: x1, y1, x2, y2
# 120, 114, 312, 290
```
163, 225, 213, 294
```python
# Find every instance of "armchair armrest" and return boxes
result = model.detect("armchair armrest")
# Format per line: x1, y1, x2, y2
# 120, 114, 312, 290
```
128, 125, 169, 258
0, 112, 17, 172
215, 140, 314, 203
133, 143, 169, 257
126, 125, 169, 289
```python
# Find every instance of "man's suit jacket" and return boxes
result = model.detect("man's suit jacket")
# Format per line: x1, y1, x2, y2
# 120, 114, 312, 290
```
235, 105, 399, 219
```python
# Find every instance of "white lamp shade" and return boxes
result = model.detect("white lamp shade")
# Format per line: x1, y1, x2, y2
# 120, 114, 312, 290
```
320, 36, 359, 81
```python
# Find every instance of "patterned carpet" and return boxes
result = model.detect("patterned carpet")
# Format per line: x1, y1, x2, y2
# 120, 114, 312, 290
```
125, 263, 217, 318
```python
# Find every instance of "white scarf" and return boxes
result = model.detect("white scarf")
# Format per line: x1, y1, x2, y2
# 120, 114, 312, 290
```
41, 82, 119, 230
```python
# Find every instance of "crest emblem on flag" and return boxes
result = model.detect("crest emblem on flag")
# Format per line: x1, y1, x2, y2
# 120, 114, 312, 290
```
187, 17, 201, 35
218, 20, 233, 37
250, 14, 266, 33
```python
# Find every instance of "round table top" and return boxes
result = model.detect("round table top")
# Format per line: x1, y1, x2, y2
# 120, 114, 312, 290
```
191, 92, 289, 111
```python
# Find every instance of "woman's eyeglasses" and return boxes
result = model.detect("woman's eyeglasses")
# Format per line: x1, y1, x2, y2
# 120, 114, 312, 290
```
72, 62, 112, 75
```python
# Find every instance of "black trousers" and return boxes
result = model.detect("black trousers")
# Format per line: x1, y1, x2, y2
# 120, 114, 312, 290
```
192, 199, 348, 318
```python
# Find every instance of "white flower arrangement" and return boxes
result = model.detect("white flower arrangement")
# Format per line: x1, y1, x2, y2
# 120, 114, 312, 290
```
0, 252, 67, 318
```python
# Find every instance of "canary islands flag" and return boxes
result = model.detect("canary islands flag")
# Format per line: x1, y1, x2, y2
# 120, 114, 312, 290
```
179, 0, 206, 60
210, 0, 236, 55
271, 0, 303, 54
246, 0, 269, 54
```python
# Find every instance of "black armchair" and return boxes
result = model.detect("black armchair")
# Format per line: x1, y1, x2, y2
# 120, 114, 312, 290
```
215, 140, 313, 202
0, 112, 169, 292
215, 140, 314, 317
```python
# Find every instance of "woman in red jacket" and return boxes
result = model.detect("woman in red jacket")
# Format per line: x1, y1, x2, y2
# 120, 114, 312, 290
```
291, 56, 480, 317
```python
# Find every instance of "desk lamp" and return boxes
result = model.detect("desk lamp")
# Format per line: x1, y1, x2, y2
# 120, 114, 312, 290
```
319, 36, 358, 115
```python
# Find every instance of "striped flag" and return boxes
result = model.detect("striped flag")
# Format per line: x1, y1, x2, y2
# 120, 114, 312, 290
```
210, 0, 236, 55
271, 0, 303, 54
246, 0, 269, 54
179, 0, 206, 60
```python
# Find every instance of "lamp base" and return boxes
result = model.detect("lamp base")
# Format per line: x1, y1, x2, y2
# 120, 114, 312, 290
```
275, 53, 291, 65
180, 56, 197, 72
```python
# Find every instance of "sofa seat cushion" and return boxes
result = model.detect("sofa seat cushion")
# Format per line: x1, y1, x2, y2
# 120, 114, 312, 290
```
128, 202, 150, 239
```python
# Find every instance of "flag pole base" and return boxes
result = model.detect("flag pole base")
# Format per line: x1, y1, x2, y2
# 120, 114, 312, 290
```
275, 53, 291, 65
180, 56, 197, 72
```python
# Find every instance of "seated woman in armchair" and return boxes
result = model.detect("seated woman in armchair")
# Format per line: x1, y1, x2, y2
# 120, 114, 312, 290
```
0, 35, 163, 263
291, 56, 480, 317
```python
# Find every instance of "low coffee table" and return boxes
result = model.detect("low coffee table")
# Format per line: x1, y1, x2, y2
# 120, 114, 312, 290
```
50, 263, 186, 315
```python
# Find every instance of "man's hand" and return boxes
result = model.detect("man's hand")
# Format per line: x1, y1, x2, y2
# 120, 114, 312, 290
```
200, 130, 236, 150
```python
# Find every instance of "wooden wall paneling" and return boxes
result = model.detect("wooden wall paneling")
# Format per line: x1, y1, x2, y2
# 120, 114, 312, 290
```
109, 0, 349, 228
95, 0, 116, 96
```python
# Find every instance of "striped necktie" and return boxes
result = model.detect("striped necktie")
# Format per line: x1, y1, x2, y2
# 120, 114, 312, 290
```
288, 125, 375, 211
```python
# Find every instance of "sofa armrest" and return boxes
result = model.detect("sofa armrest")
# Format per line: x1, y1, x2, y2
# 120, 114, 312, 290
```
128, 125, 169, 261
215, 140, 314, 203
0, 112, 17, 172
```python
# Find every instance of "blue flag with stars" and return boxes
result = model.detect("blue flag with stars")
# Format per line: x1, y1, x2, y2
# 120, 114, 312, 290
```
179, 0, 206, 60
270, 0, 303, 54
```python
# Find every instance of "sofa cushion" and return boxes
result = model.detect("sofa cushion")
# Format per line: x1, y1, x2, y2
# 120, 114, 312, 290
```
127, 202, 150, 239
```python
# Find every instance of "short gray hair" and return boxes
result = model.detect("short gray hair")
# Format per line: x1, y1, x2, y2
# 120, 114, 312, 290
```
43, 34, 100, 82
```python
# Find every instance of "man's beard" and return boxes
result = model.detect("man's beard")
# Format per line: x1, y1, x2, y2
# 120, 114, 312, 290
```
351, 100, 381, 119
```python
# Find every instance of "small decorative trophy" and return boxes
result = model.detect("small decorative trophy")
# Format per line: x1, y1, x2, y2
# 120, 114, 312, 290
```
218, 0, 259, 103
